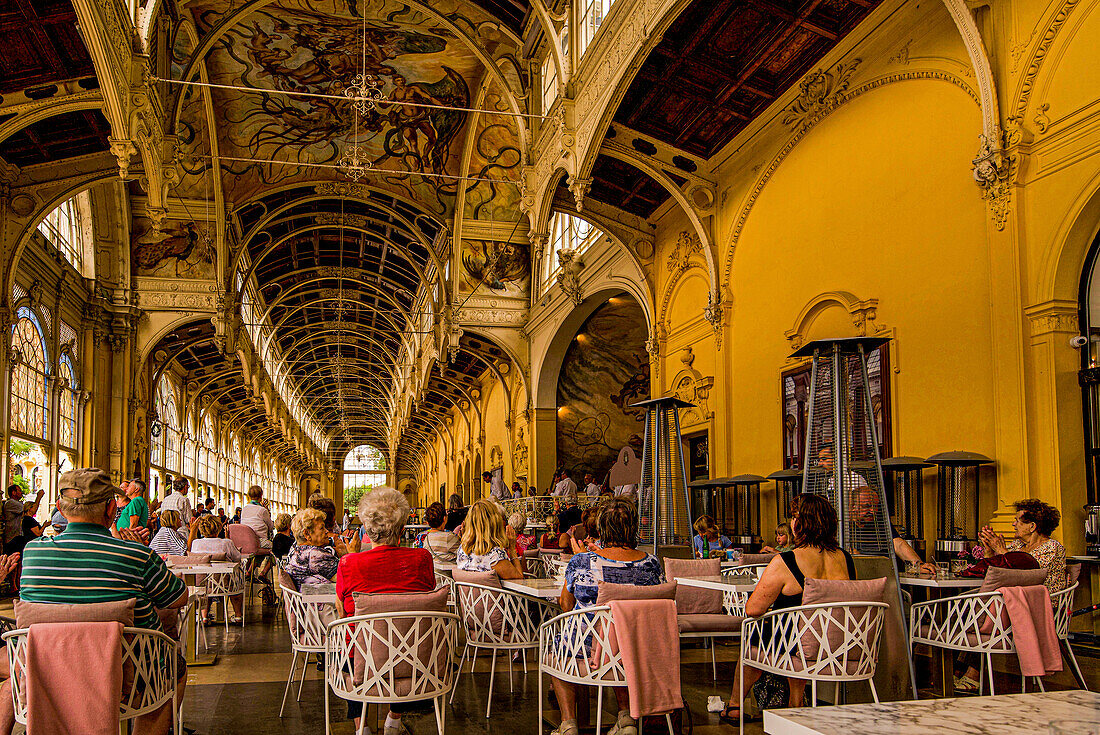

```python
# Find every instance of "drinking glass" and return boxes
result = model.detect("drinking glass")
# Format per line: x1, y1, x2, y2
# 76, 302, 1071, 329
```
731, 548, 743, 564
904, 562, 921, 575
951, 559, 968, 575
935, 562, 951, 579
1050, 721, 1100, 735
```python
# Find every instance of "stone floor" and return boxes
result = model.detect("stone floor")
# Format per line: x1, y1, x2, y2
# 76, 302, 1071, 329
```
178, 601, 1100, 735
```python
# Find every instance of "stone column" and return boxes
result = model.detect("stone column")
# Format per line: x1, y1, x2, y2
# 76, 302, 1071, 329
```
530, 406, 557, 495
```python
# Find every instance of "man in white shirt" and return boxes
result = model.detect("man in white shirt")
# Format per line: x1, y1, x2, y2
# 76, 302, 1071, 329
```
583, 473, 601, 499
613, 484, 637, 500
240, 485, 274, 549
552, 471, 577, 502
483, 472, 509, 503
158, 477, 193, 527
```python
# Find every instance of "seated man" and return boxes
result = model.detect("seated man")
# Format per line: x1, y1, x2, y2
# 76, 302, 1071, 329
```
19, 468, 188, 735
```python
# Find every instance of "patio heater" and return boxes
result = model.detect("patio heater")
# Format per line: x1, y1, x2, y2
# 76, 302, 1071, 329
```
881, 456, 932, 556
792, 336, 916, 699
767, 468, 802, 523
1086, 503, 1100, 556
926, 450, 993, 561
726, 474, 764, 549
631, 396, 694, 554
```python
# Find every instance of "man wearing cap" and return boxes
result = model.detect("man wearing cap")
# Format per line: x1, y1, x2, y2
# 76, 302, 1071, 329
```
19, 468, 189, 632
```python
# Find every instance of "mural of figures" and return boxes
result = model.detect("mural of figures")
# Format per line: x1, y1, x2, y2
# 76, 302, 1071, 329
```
459, 238, 529, 297
556, 297, 649, 478
172, 0, 523, 217
133, 219, 216, 279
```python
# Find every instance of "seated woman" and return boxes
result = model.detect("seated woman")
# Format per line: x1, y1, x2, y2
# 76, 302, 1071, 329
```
456, 499, 524, 579
281, 508, 340, 587
509, 511, 536, 556
271, 513, 294, 559
692, 515, 732, 558
551, 497, 664, 735
722, 494, 855, 722
335, 487, 435, 735
539, 516, 561, 549
188, 514, 244, 624
445, 493, 468, 532
954, 498, 1068, 691
150, 510, 187, 556
415, 501, 460, 562
307, 493, 349, 557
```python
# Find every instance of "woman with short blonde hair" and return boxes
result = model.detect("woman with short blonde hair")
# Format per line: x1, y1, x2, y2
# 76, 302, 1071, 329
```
456, 499, 523, 579
150, 509, 186, 556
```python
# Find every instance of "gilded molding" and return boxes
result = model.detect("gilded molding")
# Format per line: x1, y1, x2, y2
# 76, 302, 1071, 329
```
1025, 300, 1079, 336
1012, 0, 1082, 120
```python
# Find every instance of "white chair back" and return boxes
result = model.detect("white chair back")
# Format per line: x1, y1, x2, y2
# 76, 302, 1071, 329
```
325, 611, 458, 703
910, 590, 1015, 654
742, 601, 889, 681
1051, 582, 1078, 642
434, 572, 456, 609
453, 581, 553, 647
205, 563, 246, 598
281, 584, 335, 652
3, 627, 178, 726
538, 605, 626, 685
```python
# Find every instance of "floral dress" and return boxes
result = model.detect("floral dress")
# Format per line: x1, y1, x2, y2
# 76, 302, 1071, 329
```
456, 546, 509, 572
281, 543, 340, 586
1008, 537, 1068, 594
559, 551, 665, 654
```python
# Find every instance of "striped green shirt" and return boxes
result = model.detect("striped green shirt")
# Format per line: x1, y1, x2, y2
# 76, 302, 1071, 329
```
20, 522, 186, 631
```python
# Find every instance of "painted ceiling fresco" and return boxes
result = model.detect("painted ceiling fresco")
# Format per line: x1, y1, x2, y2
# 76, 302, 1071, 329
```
170, 0, 523, 220
459, 238, 529, 298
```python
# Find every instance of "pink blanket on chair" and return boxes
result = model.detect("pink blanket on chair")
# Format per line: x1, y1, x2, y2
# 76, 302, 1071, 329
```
26, 622, 123, 735
608, 599, 681, 720
1001, 585, 1062, 677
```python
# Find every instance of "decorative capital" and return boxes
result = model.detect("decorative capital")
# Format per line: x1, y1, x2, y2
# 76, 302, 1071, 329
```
1025, 299, 1079, 337
109, 138, 138, 180
555, 248, 585, 306
972, 128, 1020, 231
704, 291, 724, 350
568, 176, 592, 212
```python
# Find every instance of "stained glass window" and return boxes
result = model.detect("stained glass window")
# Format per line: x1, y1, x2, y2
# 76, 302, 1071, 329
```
37, 195, 84, 273
10, 308, 48, 439
58, 355, 77, 449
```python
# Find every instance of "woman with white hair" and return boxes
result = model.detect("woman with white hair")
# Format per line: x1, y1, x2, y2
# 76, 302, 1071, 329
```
335, 486, 435, 735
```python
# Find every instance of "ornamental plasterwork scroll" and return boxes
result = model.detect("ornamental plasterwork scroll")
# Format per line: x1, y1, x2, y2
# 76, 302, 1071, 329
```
315, 181, 365, 198
784, 292, 883, 352
781, 59, 862, 132
556, 248, 585, 306
569, 176, 592, 212
972, 124, 1022, 231
316, 212, 368, 227
704, 291, 724, 350
1013, 0, 1082, 123
666, 231, 702, 275
671, 346, 714, 430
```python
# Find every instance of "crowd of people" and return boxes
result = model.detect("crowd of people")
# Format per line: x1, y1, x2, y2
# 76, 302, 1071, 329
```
0, 459, 1074, 735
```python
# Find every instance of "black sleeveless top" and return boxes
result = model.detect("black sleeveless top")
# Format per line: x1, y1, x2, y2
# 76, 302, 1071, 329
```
773, 548, 856, 610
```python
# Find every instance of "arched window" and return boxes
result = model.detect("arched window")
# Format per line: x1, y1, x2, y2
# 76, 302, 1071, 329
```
58, 354, 77, 449
37, 194, 88, 275
200, 414, 215, 484
10, 308, 49, 439
542, 212, 602, 289
153, 377, 181, 473
343, 444, 387, 491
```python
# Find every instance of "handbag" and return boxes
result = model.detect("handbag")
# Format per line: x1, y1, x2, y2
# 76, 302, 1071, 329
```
958, 550, 1039, 578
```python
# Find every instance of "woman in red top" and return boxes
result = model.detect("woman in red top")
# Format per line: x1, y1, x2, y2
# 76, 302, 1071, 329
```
335, 486, 434, 735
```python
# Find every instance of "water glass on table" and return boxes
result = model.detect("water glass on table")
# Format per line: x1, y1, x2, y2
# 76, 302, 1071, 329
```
935, 561, 951, 579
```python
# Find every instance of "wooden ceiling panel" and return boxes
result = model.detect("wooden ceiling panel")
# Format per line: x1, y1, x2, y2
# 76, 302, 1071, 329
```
0, 0, 94, 95
610, 0, 883, 160
0, 109, 111, 166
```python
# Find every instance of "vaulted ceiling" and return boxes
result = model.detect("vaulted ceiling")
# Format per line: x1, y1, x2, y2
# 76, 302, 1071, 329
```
588, 0, 883, 218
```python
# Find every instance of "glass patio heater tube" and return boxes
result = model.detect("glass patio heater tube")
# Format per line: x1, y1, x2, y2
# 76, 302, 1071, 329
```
880, 456, 932, 547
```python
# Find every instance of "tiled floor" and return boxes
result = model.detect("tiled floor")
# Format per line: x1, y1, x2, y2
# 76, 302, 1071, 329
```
178, 601, 1100, 735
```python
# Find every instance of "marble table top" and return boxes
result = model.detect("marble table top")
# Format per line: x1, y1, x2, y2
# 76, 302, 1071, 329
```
169, 563, 239, 575
677, 574, 757, 593
897, 573, 983, 589
763, 691, 1100, 735
501, 578, 562, 600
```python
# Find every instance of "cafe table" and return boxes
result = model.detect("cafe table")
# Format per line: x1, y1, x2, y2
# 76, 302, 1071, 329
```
898, 572, 982, 697
501, 577, 562, 601
763, 690, 1100, 735
169, 562, 240, 666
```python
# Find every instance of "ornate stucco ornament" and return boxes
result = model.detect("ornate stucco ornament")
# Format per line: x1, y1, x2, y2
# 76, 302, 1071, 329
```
344, 74, 384, 115
972, 124, 1021, 231
704, 290, 724, 349
556, 248, 585, 306
781, 59, 862, 131
338, 145, 373, 182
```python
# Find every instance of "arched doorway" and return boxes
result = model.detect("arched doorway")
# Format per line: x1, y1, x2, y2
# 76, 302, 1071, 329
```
342, 444, 387, 517
1077, 229, 1100, 508
554, 294, 650, 486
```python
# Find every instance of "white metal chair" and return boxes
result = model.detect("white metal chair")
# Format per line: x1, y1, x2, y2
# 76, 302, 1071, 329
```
538, 606, 676, 735
434, 572, 456, 611
911, 583, 1080, 695
204, 563, 247, 635
450, 581, 555, 717
279, 584, 338, 717
739, 601, 888, 731
1052, 582, 1087, 690
3, 626, 179, 735
324, 611, 459, 735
